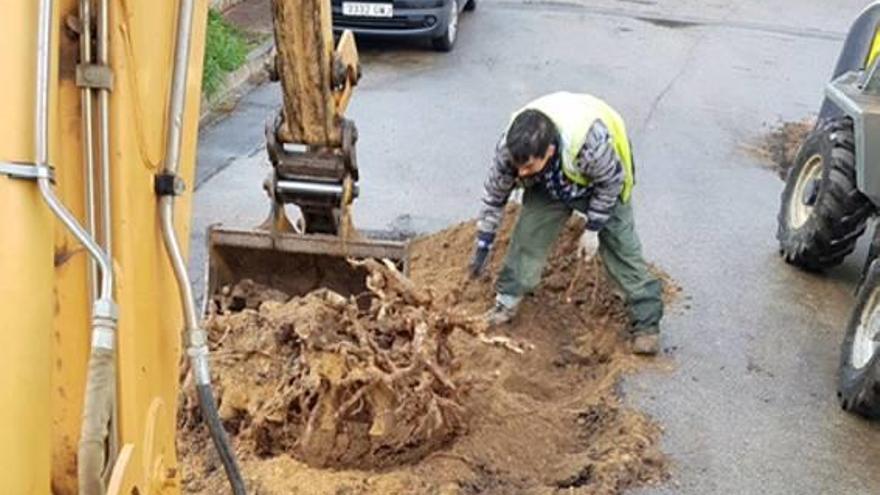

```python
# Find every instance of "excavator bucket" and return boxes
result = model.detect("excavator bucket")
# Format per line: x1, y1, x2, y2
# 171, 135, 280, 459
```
203, 3, 401, 307
205, 226, 409, 306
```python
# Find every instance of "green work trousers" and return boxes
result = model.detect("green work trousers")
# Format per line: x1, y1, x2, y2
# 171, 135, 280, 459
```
495, 186, 664, 333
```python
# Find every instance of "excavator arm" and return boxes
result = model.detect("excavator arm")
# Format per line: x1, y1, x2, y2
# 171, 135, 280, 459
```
207, 0, 408, 307
266, 0, 361, 234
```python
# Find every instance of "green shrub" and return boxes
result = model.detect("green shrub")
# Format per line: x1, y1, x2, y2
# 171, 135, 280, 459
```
202, 9, 249, 98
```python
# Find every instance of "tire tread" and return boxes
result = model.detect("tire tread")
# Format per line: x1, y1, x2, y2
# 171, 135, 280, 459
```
777, 118, 873, 270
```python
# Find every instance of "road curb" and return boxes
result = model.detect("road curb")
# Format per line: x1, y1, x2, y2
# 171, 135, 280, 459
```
199, 39, 274, 128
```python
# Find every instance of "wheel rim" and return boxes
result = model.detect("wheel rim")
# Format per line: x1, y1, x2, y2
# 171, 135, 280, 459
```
853, 285, 880, 370
788, 154, 823, 229
447, 0, 458, 43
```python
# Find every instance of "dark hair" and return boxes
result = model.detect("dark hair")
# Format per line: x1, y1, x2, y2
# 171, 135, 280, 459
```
506, 109, 556, 166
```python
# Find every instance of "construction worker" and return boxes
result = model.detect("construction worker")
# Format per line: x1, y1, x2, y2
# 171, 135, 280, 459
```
469, 92, 664, 355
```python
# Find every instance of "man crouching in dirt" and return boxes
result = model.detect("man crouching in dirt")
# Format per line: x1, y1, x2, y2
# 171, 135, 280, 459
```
469, 91, 664, 355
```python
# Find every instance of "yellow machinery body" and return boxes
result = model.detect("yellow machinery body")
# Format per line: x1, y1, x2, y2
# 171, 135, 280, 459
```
0, 0, 208, 493
1, 0, 404, 492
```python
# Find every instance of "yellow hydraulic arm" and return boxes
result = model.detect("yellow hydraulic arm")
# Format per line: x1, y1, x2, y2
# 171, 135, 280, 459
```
261, 0, 362, 234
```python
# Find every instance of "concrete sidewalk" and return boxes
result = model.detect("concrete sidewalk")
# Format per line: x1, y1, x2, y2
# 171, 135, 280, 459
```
199, 0, 274, 123
222, 0, 273, 39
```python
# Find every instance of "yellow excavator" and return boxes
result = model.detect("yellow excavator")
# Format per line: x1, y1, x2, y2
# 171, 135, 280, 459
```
1, 0, 404, 494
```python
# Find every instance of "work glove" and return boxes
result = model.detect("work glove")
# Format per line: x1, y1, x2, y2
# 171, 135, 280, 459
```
469, 231, 495, 278
577, 229, 599, 260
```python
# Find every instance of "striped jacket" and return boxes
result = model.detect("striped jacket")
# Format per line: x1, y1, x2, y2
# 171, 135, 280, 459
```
477, 119, 626, 235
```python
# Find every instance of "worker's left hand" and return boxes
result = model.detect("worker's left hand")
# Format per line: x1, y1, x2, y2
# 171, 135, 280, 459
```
577, 229, 599, 260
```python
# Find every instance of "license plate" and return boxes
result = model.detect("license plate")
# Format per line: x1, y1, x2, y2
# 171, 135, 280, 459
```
342, 2, 393, 17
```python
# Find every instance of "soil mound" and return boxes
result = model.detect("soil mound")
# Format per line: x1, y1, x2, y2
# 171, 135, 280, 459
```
180, 208, 675, 494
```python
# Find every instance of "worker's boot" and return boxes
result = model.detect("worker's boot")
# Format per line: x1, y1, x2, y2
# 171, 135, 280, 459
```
484, 296, 519, 327
631, 326, 660, 356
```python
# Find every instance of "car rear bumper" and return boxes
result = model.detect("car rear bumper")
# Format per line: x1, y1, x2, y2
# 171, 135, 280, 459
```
332, 3, 449, 37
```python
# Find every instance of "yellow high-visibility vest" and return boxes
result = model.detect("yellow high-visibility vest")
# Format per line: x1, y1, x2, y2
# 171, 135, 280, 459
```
514, 92, 634, 201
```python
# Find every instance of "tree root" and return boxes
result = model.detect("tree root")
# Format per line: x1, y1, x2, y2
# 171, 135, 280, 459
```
195, 258, 523, 470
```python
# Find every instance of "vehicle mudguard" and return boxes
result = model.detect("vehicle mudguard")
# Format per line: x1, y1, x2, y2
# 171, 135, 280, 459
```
820, 3, 880, 122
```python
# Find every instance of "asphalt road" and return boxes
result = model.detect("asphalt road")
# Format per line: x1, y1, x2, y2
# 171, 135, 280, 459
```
191, 0, 880, 492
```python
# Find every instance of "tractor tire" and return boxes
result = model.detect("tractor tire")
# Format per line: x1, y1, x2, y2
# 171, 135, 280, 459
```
839, 263, 880, 418
777, 118, 872, 271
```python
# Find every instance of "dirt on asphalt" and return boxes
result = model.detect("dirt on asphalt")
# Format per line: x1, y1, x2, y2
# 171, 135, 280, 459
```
747, 118, 815, 179
179, 207, 677, 495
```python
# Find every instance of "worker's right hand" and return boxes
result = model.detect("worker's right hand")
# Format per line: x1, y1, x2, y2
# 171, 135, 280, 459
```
469, 231, 495, 278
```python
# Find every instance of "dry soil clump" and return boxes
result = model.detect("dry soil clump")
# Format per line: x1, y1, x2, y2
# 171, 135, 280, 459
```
180, 209, 676, 494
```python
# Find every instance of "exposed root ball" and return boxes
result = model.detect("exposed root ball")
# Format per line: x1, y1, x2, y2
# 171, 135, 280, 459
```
192, 259, 495, 470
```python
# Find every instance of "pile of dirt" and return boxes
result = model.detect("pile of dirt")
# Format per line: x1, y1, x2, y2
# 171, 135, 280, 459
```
747, 118, 815, 178
183, 258, 498, 471
179, 208, 676, 494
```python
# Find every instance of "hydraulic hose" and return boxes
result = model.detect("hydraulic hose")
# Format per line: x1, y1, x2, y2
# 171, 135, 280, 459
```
95, 0, 120, 478
159, 200, 245, 495
35, 0, 112, 296
97, 0, 112, 265
77, 304, 118, 495
159, 0, 246, 492
35, 0, 119, 493
197, 385, 245, 485
78, 0, 98, 303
